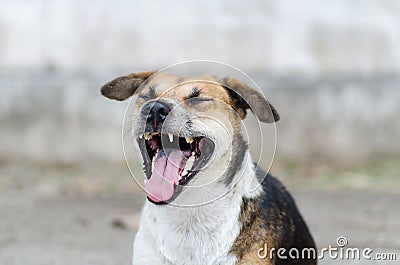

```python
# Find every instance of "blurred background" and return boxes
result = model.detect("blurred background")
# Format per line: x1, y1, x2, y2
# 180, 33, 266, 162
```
0, 0, 399, 264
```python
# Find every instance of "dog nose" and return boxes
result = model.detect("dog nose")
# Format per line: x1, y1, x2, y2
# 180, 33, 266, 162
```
141, 101, 170, 126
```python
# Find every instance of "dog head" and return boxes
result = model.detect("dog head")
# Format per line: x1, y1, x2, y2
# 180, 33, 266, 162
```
101, 71, 279, 205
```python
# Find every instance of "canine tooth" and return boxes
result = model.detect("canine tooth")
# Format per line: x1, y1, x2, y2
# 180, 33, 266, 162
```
151, 156, 156, 172
185, 137, 194, 144
192, 151, 195, 156
144, 133, 151, 140
139, 134, 143, 139
168, 133, 174, 142
155, 149, 159, 160
184, 156, 195, 171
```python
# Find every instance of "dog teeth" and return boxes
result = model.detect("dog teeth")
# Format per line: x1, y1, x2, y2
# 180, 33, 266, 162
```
184, 155, 195, 172
154, 149, 159, 160
139, 134, 143, 139
185, 137, 194, 144
143, 132, 159, 140
151, 154, 156, 172
168, 133, 174, 142
192, 151, 195, 156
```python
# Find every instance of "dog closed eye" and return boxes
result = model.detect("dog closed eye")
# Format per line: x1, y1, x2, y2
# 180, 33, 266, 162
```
138, 95, 153, 101
187, 97, 214, 105
186, 88, 213, 105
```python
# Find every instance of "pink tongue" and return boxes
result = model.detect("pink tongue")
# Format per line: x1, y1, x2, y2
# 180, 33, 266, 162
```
145, 150, 184, 202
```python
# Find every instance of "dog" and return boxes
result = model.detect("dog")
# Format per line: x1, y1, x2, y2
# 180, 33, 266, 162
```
101, 70, 317, 265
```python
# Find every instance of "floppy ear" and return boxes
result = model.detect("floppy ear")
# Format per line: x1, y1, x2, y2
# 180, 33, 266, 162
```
219, 77, 280, 123
100, 70, 156, 101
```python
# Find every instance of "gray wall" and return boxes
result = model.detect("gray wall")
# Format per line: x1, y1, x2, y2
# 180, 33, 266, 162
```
1, 0, 400, 74
1, 0, 399, 164
1, 71, 399, 164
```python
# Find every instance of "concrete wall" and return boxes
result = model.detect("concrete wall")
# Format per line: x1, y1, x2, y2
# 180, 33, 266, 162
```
1, 70, 399, 164
1, 1, 399, 164
1, 0, 400, 74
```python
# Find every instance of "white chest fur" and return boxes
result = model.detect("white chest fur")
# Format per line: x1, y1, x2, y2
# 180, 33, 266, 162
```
133, 153, 261, 265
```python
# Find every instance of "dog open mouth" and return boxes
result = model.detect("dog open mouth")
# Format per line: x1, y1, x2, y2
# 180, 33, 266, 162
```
137, 132, 215, 203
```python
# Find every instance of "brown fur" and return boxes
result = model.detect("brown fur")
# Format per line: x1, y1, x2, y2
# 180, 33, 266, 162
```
101, 70, 156, 100
231, 198, 281, 264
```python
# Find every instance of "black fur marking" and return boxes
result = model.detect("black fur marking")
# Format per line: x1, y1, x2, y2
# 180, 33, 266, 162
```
189, 87, 201, 98
219, 77, 280, 123
225, 83, 250, 111
223, 133, 248, 185
147, 85, 157, 99
231, 168, 317, 264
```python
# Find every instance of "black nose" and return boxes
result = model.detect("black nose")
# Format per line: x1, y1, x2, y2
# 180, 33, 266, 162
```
141, 101, 170, 127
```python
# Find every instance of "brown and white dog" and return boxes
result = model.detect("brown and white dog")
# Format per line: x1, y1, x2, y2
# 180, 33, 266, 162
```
101, 70, 316, 265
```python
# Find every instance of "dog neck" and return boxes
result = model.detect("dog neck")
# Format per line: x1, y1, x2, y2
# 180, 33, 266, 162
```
139, 150, 262, 265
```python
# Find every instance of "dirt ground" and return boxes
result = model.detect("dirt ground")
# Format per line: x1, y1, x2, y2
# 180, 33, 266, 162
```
0, 162, 399, 265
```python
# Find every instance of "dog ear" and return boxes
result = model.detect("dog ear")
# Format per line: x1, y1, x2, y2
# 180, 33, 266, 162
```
219, 77, 280, 123
100, 70, 156, 101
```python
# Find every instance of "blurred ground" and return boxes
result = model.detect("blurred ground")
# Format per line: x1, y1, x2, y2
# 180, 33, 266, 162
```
0, 160, 399, 265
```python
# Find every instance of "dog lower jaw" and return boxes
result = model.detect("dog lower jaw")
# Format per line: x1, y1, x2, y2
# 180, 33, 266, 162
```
133, 151, 261, 265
